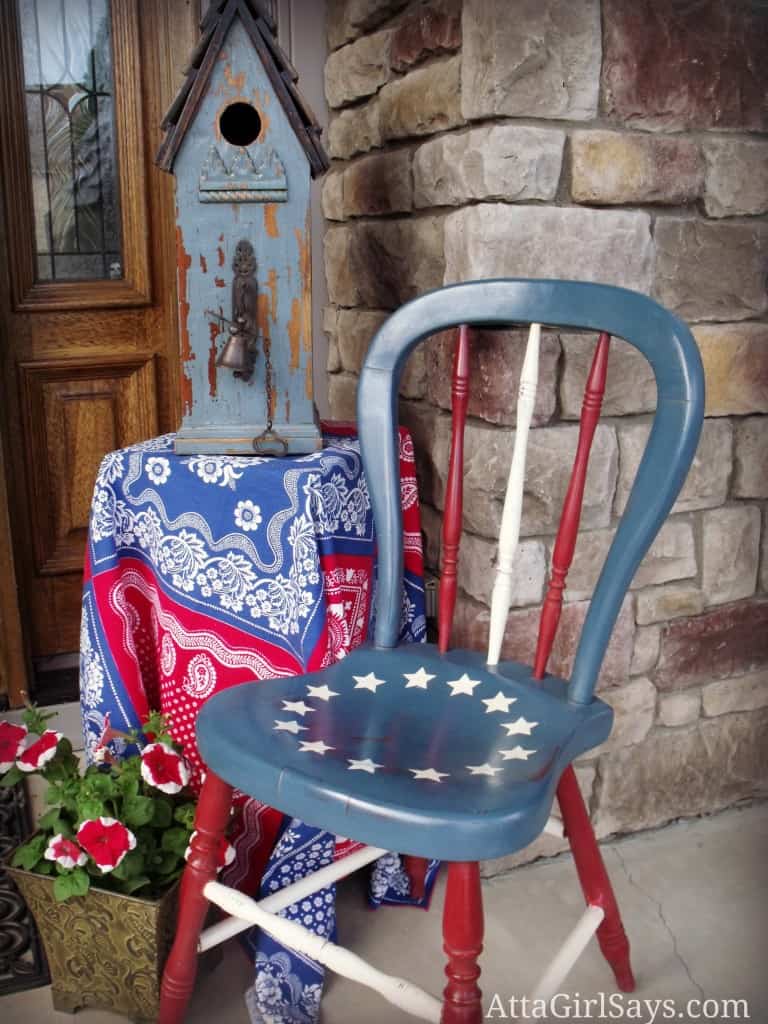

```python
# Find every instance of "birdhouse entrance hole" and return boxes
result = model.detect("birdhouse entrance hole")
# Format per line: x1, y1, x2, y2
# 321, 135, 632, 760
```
219, 102, 262, 147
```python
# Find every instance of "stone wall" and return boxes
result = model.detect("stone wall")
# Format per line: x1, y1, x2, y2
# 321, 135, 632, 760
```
322, 0, 768, 871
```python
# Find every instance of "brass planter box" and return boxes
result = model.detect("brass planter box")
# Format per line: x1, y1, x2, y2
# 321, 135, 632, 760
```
5, 862, 178, 1022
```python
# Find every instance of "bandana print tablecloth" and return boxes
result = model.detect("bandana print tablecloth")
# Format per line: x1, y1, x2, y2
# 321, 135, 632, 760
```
78, 429, 438, 1024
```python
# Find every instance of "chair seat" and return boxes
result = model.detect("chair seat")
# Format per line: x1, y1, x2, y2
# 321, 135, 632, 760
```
196, 643, 613, 862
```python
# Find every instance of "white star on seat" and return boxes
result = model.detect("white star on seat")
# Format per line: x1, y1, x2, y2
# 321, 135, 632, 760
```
282, 700, 314, 716
307, 683, 339, 701
353, 672, 386, 692
445, 673, 482, 696
466, 763, 503, 776
409, 767, 449, 782
298, 739, 335, 755
273, 720, 307, 735
404, 667, 436, 689
500, 746, 536, 761
347, 758, 383, 774
482, 691, 517, 714
501, 717, 539, 736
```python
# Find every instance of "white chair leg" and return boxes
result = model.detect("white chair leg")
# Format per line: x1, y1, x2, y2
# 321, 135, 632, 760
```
204, 879, 443, 1023
199, 843, 386, 951
487, 323, 541, 667
543, 814, 564, 838
529, 903, 605, 1004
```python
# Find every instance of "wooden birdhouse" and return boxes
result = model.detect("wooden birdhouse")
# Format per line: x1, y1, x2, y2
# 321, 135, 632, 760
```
156, 0, 329, 455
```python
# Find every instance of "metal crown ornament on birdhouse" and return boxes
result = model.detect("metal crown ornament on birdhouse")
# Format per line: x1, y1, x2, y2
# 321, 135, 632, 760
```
156, 0, 330, 455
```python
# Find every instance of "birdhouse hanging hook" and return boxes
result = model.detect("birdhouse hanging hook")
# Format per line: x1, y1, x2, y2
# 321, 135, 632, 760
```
213, 240, 259, 383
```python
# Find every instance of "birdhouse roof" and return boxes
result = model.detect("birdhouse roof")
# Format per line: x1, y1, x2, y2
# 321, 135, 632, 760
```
155, 0, 330, 177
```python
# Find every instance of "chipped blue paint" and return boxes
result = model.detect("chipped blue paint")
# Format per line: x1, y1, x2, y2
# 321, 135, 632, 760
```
172, 16, 320, 455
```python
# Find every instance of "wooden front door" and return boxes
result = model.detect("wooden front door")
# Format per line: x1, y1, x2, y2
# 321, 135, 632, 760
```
0, 1, 200, 706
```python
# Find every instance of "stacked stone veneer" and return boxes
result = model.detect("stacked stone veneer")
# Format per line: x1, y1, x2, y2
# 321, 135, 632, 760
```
322, 0, 768, 871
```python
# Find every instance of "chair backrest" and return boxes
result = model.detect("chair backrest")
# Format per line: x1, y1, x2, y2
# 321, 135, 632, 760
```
357, 278, 705, 705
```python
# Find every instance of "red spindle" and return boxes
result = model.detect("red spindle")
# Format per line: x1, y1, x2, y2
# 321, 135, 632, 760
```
159, 771, 234, 1024
438, 325, 471, 655
527, 331, 635, 990
402, 854, 428, 901
557, 766, 635, 991
532, 332, 610, 679
441, 861, 484, 1024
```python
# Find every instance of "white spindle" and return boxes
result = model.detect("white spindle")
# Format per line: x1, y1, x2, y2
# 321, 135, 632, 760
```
204, 880, 443, 1023
199, 844, 386, 951
529, 903, 605, 1004
487, 323, 541, 666
543, 814, 564, 838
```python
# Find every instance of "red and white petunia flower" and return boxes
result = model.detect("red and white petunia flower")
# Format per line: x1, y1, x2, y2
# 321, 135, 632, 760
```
0, 721, 28, 772
140, 742, 190, 794
17, 730, 62, 773
44, 834, 87, 869
76, 817, 136, 873
184, 831, 235, 871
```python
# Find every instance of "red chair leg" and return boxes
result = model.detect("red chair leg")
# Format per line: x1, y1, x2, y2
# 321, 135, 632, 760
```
442, 861, 484, 1024
403, 854, 429, 902
159, 770, 234, 1024
557, 764, 636, 992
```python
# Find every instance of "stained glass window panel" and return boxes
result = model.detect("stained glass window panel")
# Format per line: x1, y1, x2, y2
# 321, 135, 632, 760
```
18, 0, 122, 281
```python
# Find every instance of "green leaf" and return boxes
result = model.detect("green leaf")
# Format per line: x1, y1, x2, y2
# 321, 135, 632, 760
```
86, 772, 117, 799
1, 765, 23, 788
53, 868, 90, 902
37, 860, 54, 875
116, 874, 152, 896
44, 782, 64, 806
134, 827, 157, 855
115, 771, 140, 798
150, 797, 173, 829
151, 850, 180, 876
22, 705, 57, 736
161, 827, 190, 858
142, 711, 173, 746
173, 803, 197, 830
111, 849, 145, 880
37, 807, 65, 832
76, 798, 105, 821
11, 834, 47, 870
122, 794, 155, 828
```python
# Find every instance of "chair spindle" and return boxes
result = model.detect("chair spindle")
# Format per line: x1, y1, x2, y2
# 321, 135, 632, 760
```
526, 331, 635, 992
438, 325, 471, 655
486, 323, 541, 667
532, 332, 610, 680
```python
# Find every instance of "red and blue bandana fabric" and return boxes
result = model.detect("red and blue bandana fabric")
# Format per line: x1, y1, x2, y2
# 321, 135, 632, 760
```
79, 429, 435, 1023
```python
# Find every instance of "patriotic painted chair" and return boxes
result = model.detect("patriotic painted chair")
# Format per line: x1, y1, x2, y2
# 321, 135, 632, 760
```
159, 279, 704, 1023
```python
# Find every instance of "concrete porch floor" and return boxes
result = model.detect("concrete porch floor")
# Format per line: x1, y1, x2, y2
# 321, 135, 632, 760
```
3, 802, 766, 1023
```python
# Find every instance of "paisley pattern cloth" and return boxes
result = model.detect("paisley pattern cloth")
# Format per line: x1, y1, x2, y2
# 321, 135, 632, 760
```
79, 429, 435, 1023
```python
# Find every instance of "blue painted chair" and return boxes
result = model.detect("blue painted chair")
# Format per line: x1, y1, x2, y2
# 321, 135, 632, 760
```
159, 279, 704, 1024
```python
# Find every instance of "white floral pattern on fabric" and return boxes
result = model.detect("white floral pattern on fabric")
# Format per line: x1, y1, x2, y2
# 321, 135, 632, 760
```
186, 454, 262, 488
145, 457, 171, 485
245, 823, 337, 1024
370, 851, 411, 902
96, 450, 124, 486
80, 613, 105, 711
303, 471, 370, 538
235, 499, 263, 531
